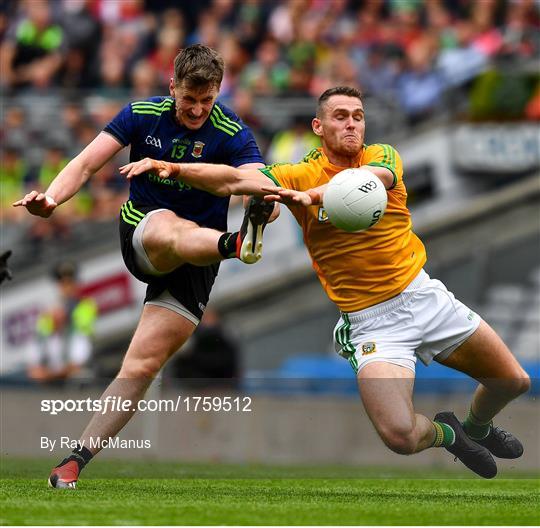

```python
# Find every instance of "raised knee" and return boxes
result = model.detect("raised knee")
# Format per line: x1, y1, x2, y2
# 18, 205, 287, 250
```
514, 373, 531, 397
504, 371, 531, 398
141, 211, 181, 250
142, 214, 200, 270
143, 227, 175, 258
379, 426, 417, 455
487, 370, 531, 399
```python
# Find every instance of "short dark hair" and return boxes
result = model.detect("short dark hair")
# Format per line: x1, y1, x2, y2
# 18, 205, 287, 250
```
173, 44, 224, 88
317, 86, 363, 117
51, 261, 78, 281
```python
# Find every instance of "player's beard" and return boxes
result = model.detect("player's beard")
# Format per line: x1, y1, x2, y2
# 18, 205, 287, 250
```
339, 136, 362, 157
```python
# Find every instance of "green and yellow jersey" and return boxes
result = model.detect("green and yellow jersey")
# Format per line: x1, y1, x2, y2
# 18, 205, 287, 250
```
260, 144, 427, 312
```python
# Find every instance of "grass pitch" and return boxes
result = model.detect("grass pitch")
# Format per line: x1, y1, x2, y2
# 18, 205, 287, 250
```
1, 458, 538, 525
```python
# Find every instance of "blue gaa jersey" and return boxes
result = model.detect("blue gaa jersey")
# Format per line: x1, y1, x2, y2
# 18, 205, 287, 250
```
104, 96, 263, 231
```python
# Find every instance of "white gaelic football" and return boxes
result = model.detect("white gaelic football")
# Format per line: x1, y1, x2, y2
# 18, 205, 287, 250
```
323, 168, 387, 232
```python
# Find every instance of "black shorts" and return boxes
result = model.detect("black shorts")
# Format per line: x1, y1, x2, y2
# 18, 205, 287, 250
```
119, 201, 219, 322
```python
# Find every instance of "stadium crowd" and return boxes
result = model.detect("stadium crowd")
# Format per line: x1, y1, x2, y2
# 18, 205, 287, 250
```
1, 0, 539, 232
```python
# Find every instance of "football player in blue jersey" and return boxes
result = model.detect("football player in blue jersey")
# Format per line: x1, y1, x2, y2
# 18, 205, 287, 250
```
14, 44, 277, 488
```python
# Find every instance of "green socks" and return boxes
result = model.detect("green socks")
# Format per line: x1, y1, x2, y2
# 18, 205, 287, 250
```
462, 407, 492, 440
432, 421, 455, 448
432, 408, 492, 448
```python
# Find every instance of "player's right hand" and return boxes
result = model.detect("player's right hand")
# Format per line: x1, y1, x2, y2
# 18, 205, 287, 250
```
119, 158, 174, 180
12, 191, 57, 218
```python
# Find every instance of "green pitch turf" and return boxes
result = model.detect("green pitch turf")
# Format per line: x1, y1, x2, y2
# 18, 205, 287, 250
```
1, 458, 538, 525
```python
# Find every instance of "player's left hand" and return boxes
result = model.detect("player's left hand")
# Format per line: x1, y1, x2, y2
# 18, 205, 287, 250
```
262, 187, 314, 207
0, 250, 13, 284
119, 158, 174, 180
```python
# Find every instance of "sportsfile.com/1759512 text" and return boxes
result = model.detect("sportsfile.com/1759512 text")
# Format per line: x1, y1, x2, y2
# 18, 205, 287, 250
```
40, 396, 253, 415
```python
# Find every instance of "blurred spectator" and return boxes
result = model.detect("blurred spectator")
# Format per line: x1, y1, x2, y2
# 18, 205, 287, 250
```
356, 44, 400, 98
90, 0, 149, 27
268, 0, 309, 45
0, 0, 65, 90
317, 0, 358, 46
147, 25, 184, 91
230, 87, 270, 153
286, 15, 327, 96
0, 4, 11, 41
130, 58, 159, 99
425, 1, 457, 51
240, 38, 289, 96
352, 2, 385, 52
88, 161, 128, 220
158, 6, 185, 32
0, 0, 536, 101
58, 0, 101, 89
169, 307, 240, 389
436, 19, 489, 88
99, 43, 127, 96
27, 261, 97, 383
286, 16, 320, 73
2, 0, 539, 237
217, 33, 250, 98
390, 1, 424, 53
310, 46, 360, 97
0, 145, 31, 223
0, 105, 30, 151
140, 8, 184, 92
499, 0, 540, 59
397, 35, 444, 123
207, 0, 237, 30
25, 145, 86, 248
148, 27, 184, 90
96, 0, 154, 95
37, 144, 68, 190
60, 100, 88, 156
376, 14, 404, 56
469, 0, 505, 59
266, 116, 320, 164
525, 82, 540, 121
186, 9, 220, 49
38, 143, 94, 219
231, 0, 270, 55
89, 98, 124, 128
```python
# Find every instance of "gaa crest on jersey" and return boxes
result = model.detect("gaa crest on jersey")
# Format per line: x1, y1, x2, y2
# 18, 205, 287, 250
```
145, 135, 162, 148
318, 206, 329, 223
191, 141, 205, 158
361, 342, 376, 355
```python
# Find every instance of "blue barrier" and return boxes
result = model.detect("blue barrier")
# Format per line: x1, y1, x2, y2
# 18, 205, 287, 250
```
244, 355, 540, 396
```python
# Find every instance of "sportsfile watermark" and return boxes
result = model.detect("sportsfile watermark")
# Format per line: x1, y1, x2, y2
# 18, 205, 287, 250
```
40, 395, 253, 415
2, 378, 536, 475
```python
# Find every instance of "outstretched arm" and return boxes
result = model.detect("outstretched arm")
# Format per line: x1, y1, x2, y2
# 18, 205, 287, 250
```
13, 132, 123, 217
119, 159, 394, 206
261, 185, 324, 206
262, 165, 394, 206
119, 158, 272, 197
263, 165, 394, 207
